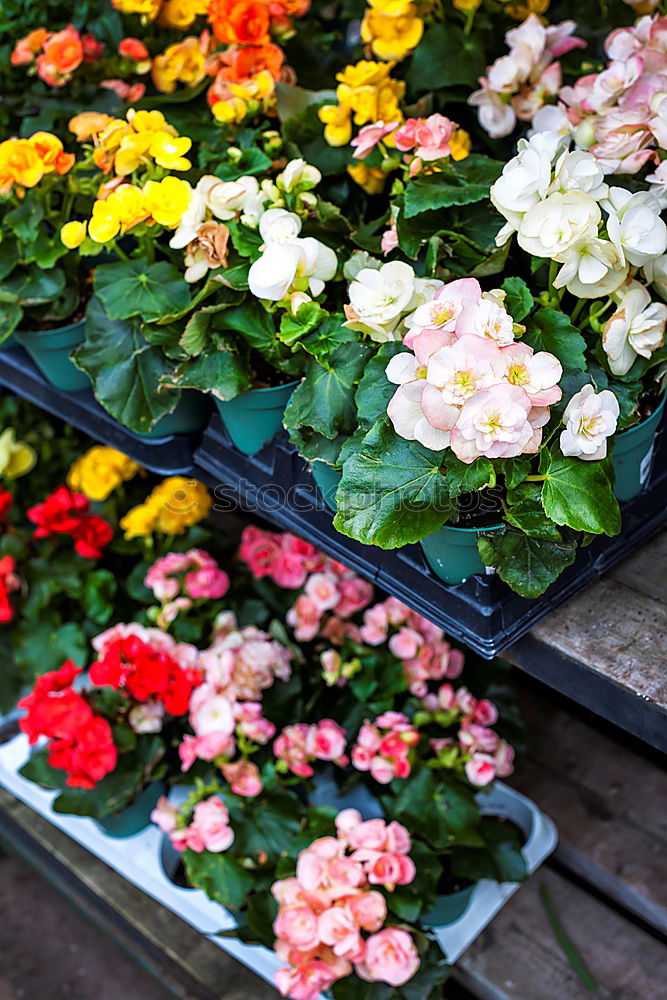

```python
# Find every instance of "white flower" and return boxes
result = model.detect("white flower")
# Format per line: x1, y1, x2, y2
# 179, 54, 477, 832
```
549, 149, 608, 200
169, 175, 217, 250
469, 84, 517, 140
646, 161, 667, 209
344, 261, 420, 342
602, 279, 667, 375
588, 56, 643, 112
278, 158, 321, 193
491, 132, 563, 245
297, 237, 338, 296
208, 176, 262, 221
553, 238, 627, 298
248, 242, 302, 300
529, 105, 574, 140
191, 692, 235, 736
517, 191, 601, 260
644, 253, 667, 301
560, 384, 619, 460
259, 208, 302, 244
468, 295, 515, 345
604, 187, 667, 266
128, 700, 165, 734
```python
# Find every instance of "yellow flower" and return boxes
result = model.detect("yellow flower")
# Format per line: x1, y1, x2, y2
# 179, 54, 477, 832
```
149, 130, 192, 171
99, 118, 133, 154
503, 0, 549, 17
143, 176, 192, 228
347, 163, 387, 194
108, 185, 148, 233
111, 0, 162, 21
88, 199, 121, 243
212, 97, 249, 125
0, 138, 44, 192
367, 0, 414, 12
361, 7, 423, 61
152, 37, 206, 94
60, 220, 87, 249
318, 104, 352, 147
69, 111, 115, 142
68, 446, 142, 501
335, 60, 394, 90
120, 500, 161, 539
130, 109, 170, 133
450, 129, 471, 161
114, 131, 154, 176
158, 0, 208, 30
151, 477, 211, 533
453, 0, 482, 9
0, 429, 36, 479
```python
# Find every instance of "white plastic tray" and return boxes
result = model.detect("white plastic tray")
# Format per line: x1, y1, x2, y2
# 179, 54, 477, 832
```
0, 733, 557, 993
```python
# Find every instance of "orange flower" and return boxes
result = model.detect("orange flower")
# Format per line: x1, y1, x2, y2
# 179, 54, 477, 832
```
208, 0, 271, 45
69, 112, 115, 142
215, 42, 283, 83
36, 24, 83, 86
119, 37, 150, 61
0, 139, 45, 194
11, 28, 49, 66
28, 132, 74, 175
99, 79, 147, 102
152, 35, 207, 93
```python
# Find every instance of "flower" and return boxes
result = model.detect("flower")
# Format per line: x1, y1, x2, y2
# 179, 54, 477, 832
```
152, 36, 207, 94
184, 221, 230, 282
187, 796, 235, 852
73, 516, 114, 559
60, 221, 87, 249
0, 139, 44, 193
355, 928, 420, 986
121, 477, 211, 538
208, 0, 271, 45
344, 261, 431, 342
119, 37, 150, 62
602, 279, 667, 375
360, 3, 423, 62
0, 429, 36, 478
517, 191, 601, 260
350, 120, 399, 159
0, 555, 20, 623
604, 187, 667, 267
143, 177, 193, 228
67, 446, 141, 501
560, 384, 620, 460
36, 25, 83, 86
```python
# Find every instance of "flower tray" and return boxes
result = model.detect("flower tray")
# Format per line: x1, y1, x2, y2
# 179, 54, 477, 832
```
194, 413, 667, 658
0, 732, 557, 990
0, 345, 202, 477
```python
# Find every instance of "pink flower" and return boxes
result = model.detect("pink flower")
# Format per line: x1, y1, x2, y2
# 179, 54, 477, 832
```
184, 566, 230, 599
388, 627, 422, 660
385, 821, 411, 855
191, 796, 235, 852
286, 594, 322, 642
473, 699, 498, 725
456, 687, 476, 715
150, 796, 179, 834
305, 573, 340, 612
221, 759, 263, 797
356, 928, 420, 987
365, 853, 416, 889
369, 756, 397, 784
235, 702, 275, 744
381, 223, 398, 255
179, 732, 234, 771
459, 721, 500, 754
275, 959, 338, 1000
495, 740, 515, 777
317, 908, 364, 960
274, 724, 314, 778
347, 891, 386, 931
451, 383, 537, 463
306, 719, 348, 764
351, 120, 398, 159
335, 808, 362, 838
465, 754, 497, 787
351, 745, 373, 771
334, 577, 374, 618
274, 905, 320, 950
399, 114, 457, 161
348, 819, 389, 851
360, 604, 389, 645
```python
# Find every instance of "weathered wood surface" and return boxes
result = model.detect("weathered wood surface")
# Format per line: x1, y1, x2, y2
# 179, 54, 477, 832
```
456, 867, 667, 1000
506, 527, 667, 750
0, 788, 274, 1000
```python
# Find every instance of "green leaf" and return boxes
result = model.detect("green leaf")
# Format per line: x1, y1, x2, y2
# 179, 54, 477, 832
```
334, 420, 456, 548
403, 157, 503, 218
525, 308, 587, 373
82, 569, 116, 625
0, 301, 22, 341
278, 301, 327, 347
20, 748, 67, 791
407, 24, 485, 91
13, 621, 88, 682
284, 341, 373, 438
6, 199, 43, 241
387, 770, 483, 850
23, 230, 68, 269
214, 147, 272, 181
227, 220, 263, 258
0, 265, 65, 305
451, 817, 527, 883
161, 343, 252, 401
506, 484, 562, 540
478, 529, 578, 598
94, 260, 191, 323
541, 453, 620, 536
440, 455, 494, 497
355, 342, 404, 430
185, 851, 254, 911
74, 296, 180, 433
501, 277, 534, 322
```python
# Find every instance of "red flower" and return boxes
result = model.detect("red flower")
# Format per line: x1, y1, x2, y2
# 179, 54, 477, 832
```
81, 33, 104, 62
28, 486, 89, 538
90, 636, 200, 717
73, 515, 113, 559
0, 489, 12, 521
48, 716, 117, 788
0, 554, 20, 623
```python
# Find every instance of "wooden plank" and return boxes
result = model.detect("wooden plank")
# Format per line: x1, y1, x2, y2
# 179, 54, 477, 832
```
0, 790, 274, 1000
455, 868, 667, 1000
509, 688, 667, 934
607, 529, 667, 607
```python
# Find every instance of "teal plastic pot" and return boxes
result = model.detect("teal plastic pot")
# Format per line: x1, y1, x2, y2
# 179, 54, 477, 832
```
0, 334, 18, 351
135, 392, 210, 438
421, 886, 475, 927
612, 395, 666, 502
311, 463, 342, 511
96, 781, 166, 839
215, 382, 297, 455
421, 523, 503, 586
14, 320, 90, 393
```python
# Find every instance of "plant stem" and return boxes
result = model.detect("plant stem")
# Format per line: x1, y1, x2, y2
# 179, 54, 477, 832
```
111, 240, 131, 262
525, 474, 546, 482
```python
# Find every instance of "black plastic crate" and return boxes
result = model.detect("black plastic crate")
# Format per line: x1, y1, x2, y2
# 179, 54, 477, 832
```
0, 346, 205, 476
195, 412, 667, 658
